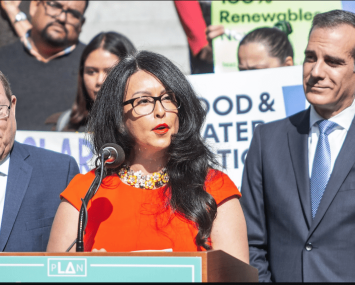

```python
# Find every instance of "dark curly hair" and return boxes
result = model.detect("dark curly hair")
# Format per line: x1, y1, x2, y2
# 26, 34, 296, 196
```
87, 50, 219, 249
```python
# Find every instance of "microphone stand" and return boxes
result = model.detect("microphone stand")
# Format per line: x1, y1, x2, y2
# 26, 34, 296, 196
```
75, 154, 107, 252
65, 144, 123, 252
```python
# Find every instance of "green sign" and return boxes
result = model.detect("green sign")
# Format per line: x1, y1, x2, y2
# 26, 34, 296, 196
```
0, 256, 202, 282
212, 0, 342, 73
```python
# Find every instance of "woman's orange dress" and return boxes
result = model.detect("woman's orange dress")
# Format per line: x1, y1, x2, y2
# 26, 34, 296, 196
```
61, 169, 241, 252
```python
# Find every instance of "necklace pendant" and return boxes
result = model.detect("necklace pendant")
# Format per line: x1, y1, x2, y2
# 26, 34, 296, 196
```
162, 173, 169, 184
127, 175, 137, 186
118, 168, 127, 178
152, 172, 162, 183
144, 179, 155, 190
138, 178, 145, 188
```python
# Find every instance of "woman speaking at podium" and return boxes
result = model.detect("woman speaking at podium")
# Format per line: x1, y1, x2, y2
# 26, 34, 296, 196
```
47, 51, 249, 263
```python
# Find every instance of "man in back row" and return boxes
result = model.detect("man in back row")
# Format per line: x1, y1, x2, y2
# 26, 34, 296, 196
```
0, 1, 88, 131
241, 10, 355, 282
0, 71, 79, 251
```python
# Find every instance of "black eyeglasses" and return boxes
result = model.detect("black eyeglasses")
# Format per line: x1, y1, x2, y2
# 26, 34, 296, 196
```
42, 1, 84, 24
0, 105, 10, 119
123, 93, 180, 116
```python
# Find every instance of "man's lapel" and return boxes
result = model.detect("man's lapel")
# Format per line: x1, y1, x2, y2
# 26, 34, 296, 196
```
307, 117, 355, 238
287, 109, 312, 229
0, 142, 32, 251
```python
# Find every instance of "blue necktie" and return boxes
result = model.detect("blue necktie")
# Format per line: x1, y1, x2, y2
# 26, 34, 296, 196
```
310, 120, 338, 219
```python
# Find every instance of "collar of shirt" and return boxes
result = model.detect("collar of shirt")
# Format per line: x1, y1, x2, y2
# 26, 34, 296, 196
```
20, 30, 76, 63
0, 153, 10, 176
309, 99, 355, 132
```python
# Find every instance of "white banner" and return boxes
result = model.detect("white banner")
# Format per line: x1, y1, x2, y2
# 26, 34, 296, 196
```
15, 131, 94, 174
15, 65, 307, 188
189, 65, 307, 187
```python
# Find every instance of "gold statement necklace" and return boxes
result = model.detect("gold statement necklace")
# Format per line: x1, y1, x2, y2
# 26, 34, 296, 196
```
118, 164, 169, 189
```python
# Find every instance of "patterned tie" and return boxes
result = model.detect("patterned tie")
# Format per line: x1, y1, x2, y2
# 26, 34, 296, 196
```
310, 120, 338, 219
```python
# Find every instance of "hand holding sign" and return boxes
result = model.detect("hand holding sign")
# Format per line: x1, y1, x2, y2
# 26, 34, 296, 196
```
206, 25, 225, 42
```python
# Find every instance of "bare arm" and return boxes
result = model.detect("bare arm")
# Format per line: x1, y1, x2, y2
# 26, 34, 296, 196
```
206, 25, 225, 42
1, 0, 32, 38
47, 198, 79, 252
210, 198, 249, 264
196, 25, 225, 63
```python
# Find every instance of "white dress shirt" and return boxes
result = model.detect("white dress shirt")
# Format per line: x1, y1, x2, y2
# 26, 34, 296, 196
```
308, 99, 355, 177
0, 153, 10, 230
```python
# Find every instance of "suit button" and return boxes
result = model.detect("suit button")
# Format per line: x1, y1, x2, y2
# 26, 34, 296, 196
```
305, 243, 313, 251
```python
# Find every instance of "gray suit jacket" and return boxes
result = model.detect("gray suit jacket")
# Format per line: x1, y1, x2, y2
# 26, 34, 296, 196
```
241, 109, 355, 282
0, 141, 79, 251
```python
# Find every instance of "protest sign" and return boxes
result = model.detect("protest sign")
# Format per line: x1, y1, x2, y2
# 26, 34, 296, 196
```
189, 65, 306, 187
211, 1, 355, 73
15, 131, 93, 174
15, 66, 306, 188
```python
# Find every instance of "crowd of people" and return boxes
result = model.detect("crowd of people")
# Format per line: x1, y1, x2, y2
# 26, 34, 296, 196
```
0, 0, 295, 131
0, 0, 138, 131
1, 0, 355, 283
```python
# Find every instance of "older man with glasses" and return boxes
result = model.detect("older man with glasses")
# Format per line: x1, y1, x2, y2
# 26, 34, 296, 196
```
0, 1, 88, 131
0, 71, 79, 251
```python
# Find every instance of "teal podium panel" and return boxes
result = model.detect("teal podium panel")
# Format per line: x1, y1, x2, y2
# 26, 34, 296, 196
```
0, 256, 202, 282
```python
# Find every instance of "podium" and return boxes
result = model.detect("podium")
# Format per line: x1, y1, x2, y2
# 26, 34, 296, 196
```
0, 250, 257, 282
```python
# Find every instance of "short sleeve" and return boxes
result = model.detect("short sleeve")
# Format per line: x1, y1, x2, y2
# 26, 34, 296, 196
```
60, 170, 96, 211
205, 169, 241, 205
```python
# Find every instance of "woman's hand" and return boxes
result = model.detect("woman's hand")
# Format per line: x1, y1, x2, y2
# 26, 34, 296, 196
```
92, 248, 107, 252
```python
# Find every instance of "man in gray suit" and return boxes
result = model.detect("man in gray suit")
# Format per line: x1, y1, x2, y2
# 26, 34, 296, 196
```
241, 10, 355, 282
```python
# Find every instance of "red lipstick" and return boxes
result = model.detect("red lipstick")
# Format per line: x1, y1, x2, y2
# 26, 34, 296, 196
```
153, 123, 169, 134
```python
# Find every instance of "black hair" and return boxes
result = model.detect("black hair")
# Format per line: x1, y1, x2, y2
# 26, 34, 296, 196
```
310, 10, 355, 59
87, 50, 219, 249
68, 32, 136, 130
239, 27, 294, 63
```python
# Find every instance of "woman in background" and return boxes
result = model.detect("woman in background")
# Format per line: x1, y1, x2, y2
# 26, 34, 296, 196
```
238, 25, 294, 71
46, 31, 136, 131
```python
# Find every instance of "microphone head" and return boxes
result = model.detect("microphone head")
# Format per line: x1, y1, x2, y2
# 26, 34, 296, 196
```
99, 143, 125, 168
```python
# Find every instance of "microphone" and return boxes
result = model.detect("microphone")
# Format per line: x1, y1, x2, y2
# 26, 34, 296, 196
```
75, 143, 125, 252
99, 143, 125, 168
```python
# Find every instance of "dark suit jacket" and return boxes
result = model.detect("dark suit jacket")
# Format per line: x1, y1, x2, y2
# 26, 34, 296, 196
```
0, 141, 79, 252
241, 109, 355, 282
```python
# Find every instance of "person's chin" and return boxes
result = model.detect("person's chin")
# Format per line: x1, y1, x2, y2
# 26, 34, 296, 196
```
46, 37, 68, 47
306, 92, 333, 107
42, 30, 68, 47
151, 138, 171, 150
